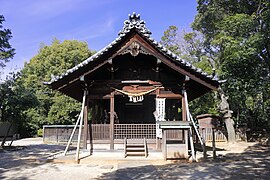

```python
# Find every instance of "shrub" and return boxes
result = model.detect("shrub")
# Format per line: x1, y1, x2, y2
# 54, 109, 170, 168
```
37, 128, 43, 137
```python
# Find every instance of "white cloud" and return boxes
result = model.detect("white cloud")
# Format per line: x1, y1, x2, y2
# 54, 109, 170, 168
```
58, 16, 116, 41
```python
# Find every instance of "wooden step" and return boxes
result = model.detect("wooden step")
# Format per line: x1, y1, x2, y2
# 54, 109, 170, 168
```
126, 145, 144, 148
126, 153, 147, 156
126, 149, 145, 152
124, 138, 148, 158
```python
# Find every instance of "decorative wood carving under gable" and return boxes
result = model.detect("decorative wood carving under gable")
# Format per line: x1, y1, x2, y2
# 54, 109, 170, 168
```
119, 41, 150, 57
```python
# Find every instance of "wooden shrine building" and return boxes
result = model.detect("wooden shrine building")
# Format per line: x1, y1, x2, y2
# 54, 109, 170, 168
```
45, 13, 220, 161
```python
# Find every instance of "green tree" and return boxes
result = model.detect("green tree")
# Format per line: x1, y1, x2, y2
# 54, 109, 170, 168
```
0, 15, 15, 69
161, 26, 218, 113
161, 27, 215, 74
161, 25, 236, 142
17, 39, 93, 135
0, 72, 36, 144
192, 0, 270, 138
160, 26, 182, 55
182, 31, 215, 73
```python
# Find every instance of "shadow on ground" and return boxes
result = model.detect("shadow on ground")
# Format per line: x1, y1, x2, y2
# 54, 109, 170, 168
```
97, 143, 270, 179
0, 143, 65, 179
0, 140, 269, 179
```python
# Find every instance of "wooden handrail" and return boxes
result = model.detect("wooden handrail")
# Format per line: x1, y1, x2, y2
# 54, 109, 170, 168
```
184, 90, 206, 160
189, 113, 207, 159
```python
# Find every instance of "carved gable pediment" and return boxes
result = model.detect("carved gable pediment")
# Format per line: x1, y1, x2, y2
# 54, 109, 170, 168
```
119, 41, 150, 57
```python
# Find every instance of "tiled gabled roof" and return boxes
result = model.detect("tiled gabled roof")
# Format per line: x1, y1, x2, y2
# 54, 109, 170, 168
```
46, 12, 219, 85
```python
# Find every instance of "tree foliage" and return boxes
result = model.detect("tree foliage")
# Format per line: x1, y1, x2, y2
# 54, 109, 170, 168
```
192, 0, 270, 132
0, 73, 37, 137
160, 26, 219, 116
160, 0, 270, 141
0, 15, 15, 69
16, 39, 93, 136
160, 26, 182, 55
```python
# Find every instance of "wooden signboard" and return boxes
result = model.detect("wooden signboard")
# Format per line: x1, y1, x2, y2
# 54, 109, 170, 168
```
197, 114, 220, 129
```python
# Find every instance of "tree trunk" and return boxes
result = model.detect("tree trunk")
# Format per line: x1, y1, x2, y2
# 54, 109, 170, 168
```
218, 88, 236, 143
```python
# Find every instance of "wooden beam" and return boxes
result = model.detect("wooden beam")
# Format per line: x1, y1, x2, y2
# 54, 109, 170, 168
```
122, 85, 157, 91
158, 91, 182, 99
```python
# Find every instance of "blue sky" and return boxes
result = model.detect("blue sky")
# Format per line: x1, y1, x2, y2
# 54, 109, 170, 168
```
1, 0, 197, 79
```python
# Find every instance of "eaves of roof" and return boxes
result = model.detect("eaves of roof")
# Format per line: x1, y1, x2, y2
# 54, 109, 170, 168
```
44, 12, 220, 87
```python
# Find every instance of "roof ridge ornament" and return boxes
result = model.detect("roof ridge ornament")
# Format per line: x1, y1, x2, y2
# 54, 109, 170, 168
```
118, 12, 152, 37
129, 12, 140, 22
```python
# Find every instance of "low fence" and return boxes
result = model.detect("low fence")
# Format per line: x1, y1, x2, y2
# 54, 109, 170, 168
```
200, 127, 247, 142
114, 124, 156, 139
92, 124, 110, 140
43, 124, 246, 143
43, 125, 81, 143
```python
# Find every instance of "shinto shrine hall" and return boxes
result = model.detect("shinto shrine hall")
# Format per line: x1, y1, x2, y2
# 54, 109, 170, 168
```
45, 13, 220, 162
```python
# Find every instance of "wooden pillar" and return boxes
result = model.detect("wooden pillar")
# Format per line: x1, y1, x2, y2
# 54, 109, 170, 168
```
212, 128, 216, 159
182, 97, 186, 121
88, 100, 93, 155
156, 88, 161, 150
156, 137, 161, 150
83, 95, 89, 150
43, 126, 45, 142
182, 96, 188, 158
56, 128, 59, 143
109, 92, 115, 150
162, 129, 167, 160
202, 128, 207, 159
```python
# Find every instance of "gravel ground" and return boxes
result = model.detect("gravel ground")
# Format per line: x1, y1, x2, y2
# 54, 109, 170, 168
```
0, 138, 269, 179
0, 138, 114, 179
